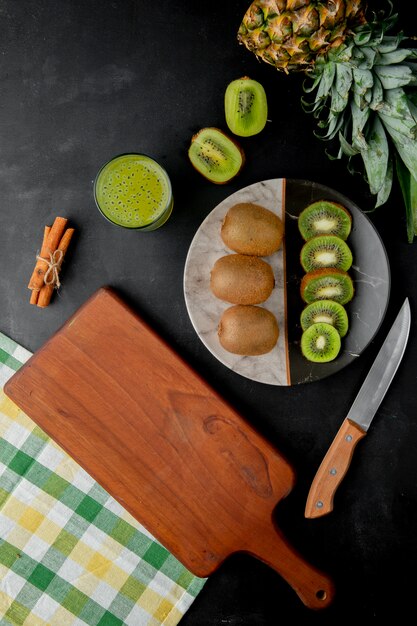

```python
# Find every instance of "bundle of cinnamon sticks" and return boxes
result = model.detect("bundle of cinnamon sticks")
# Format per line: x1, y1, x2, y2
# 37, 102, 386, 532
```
28, 217, 75, 308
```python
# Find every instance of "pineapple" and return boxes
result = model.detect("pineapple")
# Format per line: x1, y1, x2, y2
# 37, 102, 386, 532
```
238, 1, 417, 242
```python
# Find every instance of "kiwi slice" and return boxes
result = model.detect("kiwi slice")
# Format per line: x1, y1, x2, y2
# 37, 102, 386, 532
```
225, 76, 268, 137
301, 268, 354, 305
300, 300, 349, 337
188, 127, 245, 184
300, 235, 353, 272
301, 322, 341, 363
298, 200, 352, 241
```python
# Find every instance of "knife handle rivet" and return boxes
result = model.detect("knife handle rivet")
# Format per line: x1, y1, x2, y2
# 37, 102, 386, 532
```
316, 501, 323, 509
345, 434, 353, 442
330, 468, 337, 475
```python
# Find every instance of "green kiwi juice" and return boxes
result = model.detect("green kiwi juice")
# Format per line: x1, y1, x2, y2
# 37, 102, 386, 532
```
94, 153, 173, 230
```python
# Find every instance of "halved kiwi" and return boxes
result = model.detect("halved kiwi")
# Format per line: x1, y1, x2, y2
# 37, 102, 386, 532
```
300, 300, 349, 337
300, 235, 353, 272
188, 127, 245, 184
225, 76, 268, 137
300, 268, 354, 305
298, 200, 352, 241
301, 322, 341, 363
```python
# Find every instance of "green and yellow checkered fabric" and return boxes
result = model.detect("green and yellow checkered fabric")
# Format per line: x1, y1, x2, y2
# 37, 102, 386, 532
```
0, 332, 206, 625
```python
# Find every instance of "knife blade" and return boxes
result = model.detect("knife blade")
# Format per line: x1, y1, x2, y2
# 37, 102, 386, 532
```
305, 297, 411, 519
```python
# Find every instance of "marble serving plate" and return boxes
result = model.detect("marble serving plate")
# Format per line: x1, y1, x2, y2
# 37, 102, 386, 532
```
183, 179, 391, 385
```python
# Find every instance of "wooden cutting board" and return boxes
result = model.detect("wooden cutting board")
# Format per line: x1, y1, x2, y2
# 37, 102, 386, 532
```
4, 287, 334, 609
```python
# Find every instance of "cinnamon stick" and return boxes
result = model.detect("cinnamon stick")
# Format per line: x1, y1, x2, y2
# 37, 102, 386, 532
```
28, 216, 68, 291
30, 290, 40, 305
30, 225, 51, 305
37, 228, 75, 308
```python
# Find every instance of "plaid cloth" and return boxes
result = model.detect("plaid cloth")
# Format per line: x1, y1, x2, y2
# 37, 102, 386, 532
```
0, 332, 206, 625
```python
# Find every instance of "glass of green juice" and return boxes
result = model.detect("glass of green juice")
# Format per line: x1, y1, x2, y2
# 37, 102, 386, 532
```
94, 153, 173, 231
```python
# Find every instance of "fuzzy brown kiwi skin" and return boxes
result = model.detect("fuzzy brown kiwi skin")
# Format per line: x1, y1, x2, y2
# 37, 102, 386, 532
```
300, 268, 354, 304
189, 127, 245, 185
221, 202, 284, 256
218, 304, 279, 355
210, 254, 275, 304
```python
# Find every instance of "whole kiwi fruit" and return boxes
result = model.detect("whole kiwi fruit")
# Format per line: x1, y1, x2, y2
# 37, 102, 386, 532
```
218, 305, 279, 355
210, 253, 275, 304
221, 202, 284, 256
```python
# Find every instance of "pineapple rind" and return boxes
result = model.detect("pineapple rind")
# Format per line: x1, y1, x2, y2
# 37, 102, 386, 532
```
238, 0, 366, 71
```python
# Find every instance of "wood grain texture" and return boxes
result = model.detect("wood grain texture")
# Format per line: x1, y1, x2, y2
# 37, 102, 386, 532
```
305, 418, 367, 519
4, 286, 334, 609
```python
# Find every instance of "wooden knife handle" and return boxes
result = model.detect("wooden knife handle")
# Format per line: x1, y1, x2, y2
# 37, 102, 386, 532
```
305, 418, 367, 519
245, 520, 335, 610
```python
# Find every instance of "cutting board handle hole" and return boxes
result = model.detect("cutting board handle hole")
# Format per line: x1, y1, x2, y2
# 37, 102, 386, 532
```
316, 589, 327, 602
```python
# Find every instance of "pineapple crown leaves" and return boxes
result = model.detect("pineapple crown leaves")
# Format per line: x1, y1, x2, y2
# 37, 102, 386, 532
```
301, 2, 417, 221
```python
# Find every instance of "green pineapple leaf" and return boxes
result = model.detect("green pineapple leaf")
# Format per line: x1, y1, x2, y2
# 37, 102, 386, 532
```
338, 131, 361, 157
361, 116, 389, 195
302, 70, 324, 94
354, 47, 377, 70
330, 64, 352, 113
369, 76, 384, 110
378, 35, 405, 54
376, 49, 415, 65
353, 26, 373, 47
330, 83, 349, 114
351, 100, 370, 151
352, 68, 374, 94
316, 62, 336, 99
385, 124, 417, 181
375, 64, 417, 89
378, 89, 417, 139
315, 110, 346, 140
396, 157, 417, 242
352, 68, 374, 108
376, 156, 394, 207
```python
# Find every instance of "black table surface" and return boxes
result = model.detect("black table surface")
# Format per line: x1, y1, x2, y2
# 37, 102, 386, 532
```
1, 1, 417, 623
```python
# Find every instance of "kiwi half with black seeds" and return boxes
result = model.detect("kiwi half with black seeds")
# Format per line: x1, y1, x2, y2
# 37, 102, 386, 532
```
301, 322, 341, 363
188, 127, 245, 184
298, 200, 352, 241
300, 300, 349, 337
301, 268, 354, 305
224, 76, 268, 137
300, 235, 353, 272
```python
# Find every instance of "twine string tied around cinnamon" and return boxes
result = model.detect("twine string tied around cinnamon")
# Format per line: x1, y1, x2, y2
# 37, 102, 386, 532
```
36, 249, 64, 289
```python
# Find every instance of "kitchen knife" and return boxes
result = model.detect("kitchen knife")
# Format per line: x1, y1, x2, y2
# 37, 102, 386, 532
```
305, 297, 411, 519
